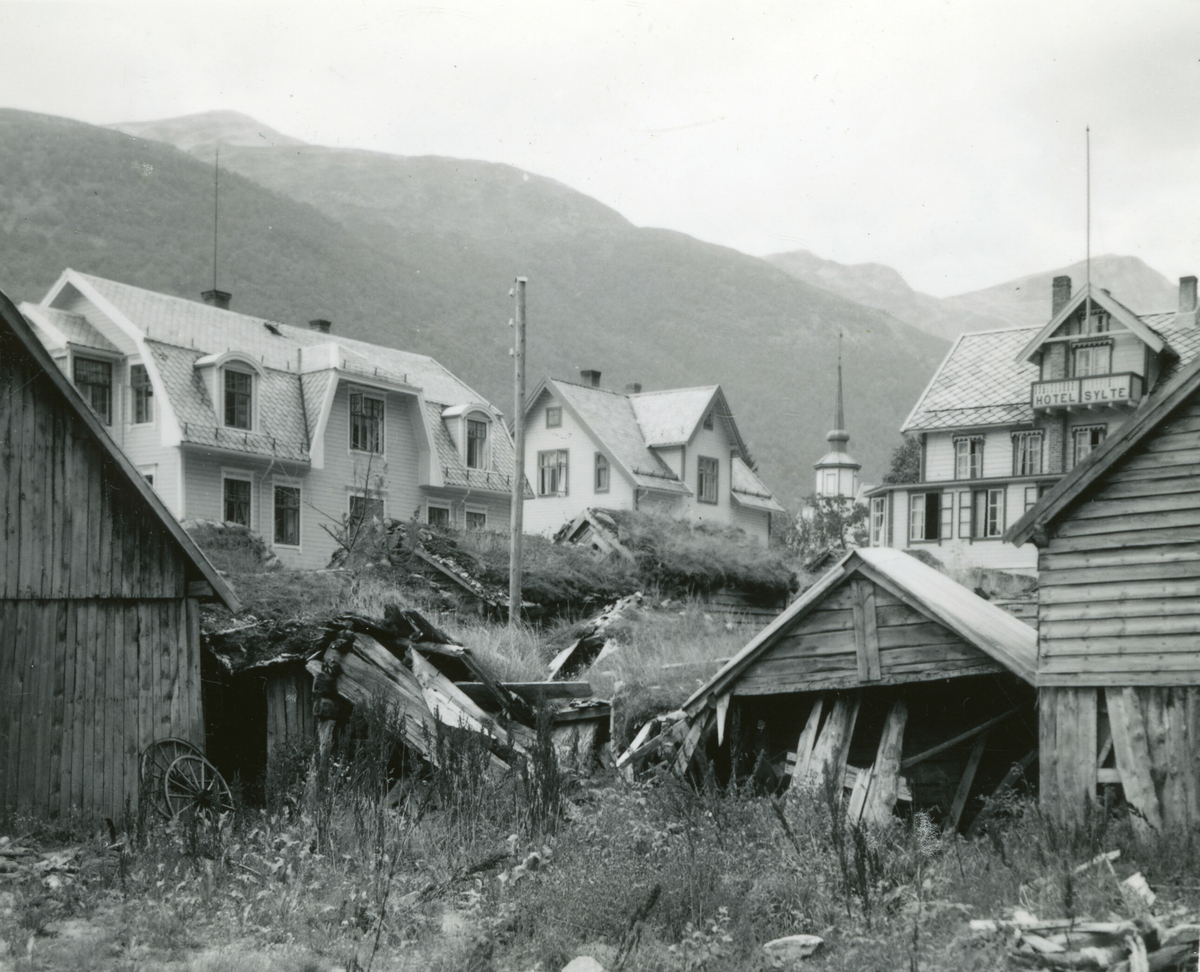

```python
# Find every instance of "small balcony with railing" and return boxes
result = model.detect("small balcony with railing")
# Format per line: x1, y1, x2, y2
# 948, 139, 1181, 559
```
1030, 372, 1143, 413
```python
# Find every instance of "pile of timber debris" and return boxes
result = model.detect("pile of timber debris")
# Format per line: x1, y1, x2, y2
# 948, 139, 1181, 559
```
547, 592, 643, 680
305, 606, 611, 777
971, 852, 1199, 971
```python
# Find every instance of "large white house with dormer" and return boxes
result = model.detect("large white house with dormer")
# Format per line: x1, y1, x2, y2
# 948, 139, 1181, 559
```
22, 269, 522, 568
865, 274, 1200, 575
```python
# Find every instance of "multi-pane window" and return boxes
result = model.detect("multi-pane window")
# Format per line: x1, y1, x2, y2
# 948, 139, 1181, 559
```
1024, 485, 1048, 514
869, 496, 887, 546
538, 450, 569, 495
350, 392, 385, 453
466, 510, 487, 530
349, 494, 384, 529
909, 492, 944, 541
970, 488, 1005, 538
545, 406, 562, 428
224, 369, 252, 429
1072, 425, 1106, 466
274, 486, 300, 546
74, 357, 112, 425
466, 419, 488, 469
131, 363, 153, 424
426, 505, 451, 529
697, 456, 719, 504
1072, 342, 1112, 377
1013, 431, 1043, 476
223, 477, 251, 527
953, 436, 984, 479
594, 453, 610, 493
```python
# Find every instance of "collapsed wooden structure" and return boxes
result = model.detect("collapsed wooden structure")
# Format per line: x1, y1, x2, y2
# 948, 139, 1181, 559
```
1008, 351, 1200, 831
0, 285, 238, 823
647, 548, 1038, 831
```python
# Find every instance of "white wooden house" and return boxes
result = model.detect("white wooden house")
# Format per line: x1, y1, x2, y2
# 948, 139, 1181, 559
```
866, 275, 1200, 576
520, 371, 785, 541
22, 270, 520, 569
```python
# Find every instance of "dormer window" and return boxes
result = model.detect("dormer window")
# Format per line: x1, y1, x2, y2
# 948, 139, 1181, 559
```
74, 356, 112, 425
224, 369, 253, 429
350, 391, 385, 453
466, 418, 488, 469
1072, 341, 1112, 377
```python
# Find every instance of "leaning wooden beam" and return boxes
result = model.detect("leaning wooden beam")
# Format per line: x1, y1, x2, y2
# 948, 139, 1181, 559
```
944, 729, 990, 834
965, 749, 1036, 839
1106, 687, 1163, 835
671, 711, 712, 777
790, 695, 825, 785
860, 700, 909, 827
901, 703, 1027, 770
409, 649, 512, 748
802, 694, 860, 792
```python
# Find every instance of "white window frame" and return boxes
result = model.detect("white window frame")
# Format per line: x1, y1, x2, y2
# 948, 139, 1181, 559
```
425, 502, 452, 529
957, 490, 971, 538
1072, 341, 1112, 378
129, 361, 154, 426
73, 353, 116, 426
869, 496, 887, 547
465, 416, 489, 470
538, 449, 569, 496
969, 487, 1006, 539
465, 505, 488, 531
545, 406, 562, 429
137, 464, 157, 489
222, 366, 255, 431
348, 492, 386, 530
221, 469, 254, 528
1012, 430, 1044, 477
1072, 424, 1107, 467
272, 482, 302, 549
909, 491, 945, 542
349, 389, 386, 455
953, 435, 984, 480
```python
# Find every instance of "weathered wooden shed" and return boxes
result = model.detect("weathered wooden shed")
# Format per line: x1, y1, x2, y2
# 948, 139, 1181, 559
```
0, 286, 237, 824
674, 548, 1038, 830
1008, 353, 1200, 831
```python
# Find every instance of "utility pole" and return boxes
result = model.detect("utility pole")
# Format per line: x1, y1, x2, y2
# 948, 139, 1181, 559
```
509, 277, 527, 632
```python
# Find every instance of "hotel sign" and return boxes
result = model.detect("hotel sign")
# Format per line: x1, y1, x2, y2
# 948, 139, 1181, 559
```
1031, 373, 1142, 410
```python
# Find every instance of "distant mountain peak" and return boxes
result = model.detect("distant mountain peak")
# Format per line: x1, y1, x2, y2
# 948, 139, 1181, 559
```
109, 111, 306, 154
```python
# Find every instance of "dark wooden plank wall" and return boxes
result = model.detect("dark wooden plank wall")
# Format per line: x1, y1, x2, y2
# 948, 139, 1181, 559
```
1038, 399, 1200, 685
733, 580, 1002, 696
0, 325, 203, 823
265, 668, 315, 762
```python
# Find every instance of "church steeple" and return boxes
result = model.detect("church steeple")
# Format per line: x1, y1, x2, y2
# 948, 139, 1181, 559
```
814, 333, 861, 499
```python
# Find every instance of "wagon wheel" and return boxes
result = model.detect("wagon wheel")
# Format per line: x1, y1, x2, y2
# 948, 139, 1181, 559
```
163, 754, 235, 822
140, 738, 204, 819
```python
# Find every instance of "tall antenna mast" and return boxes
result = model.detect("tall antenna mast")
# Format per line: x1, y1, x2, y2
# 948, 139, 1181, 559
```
213, 146, 220, 292
1085, 126, 1091, 326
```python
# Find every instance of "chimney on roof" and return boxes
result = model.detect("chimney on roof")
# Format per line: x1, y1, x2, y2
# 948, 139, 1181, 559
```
202, 289, 231, 310
1051, 276, 1072, 317
1178, 276, 1197, 325
625, 382, 642, 394
580, 369, 601, 388
309, 319, 332, 334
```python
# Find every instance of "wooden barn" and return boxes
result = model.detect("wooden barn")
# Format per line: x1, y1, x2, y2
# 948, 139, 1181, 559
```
1007, 353, 1200, 831
0, 285, 237, 824
671, 547, 1038, 832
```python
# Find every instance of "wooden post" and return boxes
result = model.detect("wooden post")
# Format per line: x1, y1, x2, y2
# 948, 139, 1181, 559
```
508, 277, 527, 633
945, 729, 989, 834
860, 700, 908, 826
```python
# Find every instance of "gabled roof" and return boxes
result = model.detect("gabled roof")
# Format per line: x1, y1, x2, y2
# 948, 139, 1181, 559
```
1006, 350, 1200, 546
527, 378, 690, 494
730, 456, 787, 513
683, 547, 1036, 714
0, 285, 238, 612
903, 309, 1200, 434
1014, 284, 1164, 364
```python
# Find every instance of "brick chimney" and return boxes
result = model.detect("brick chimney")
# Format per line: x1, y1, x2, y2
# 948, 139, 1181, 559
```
201, 289, 231, 310
1051, 276, 1072, 317
1178, 276, 1198, 325
309, 319, 332, 334
580, 369, 601, 388
625, 382, 642, 394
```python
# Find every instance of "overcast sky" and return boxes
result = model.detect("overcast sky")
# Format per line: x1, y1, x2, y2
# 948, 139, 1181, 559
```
3, 0, 1199, 296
